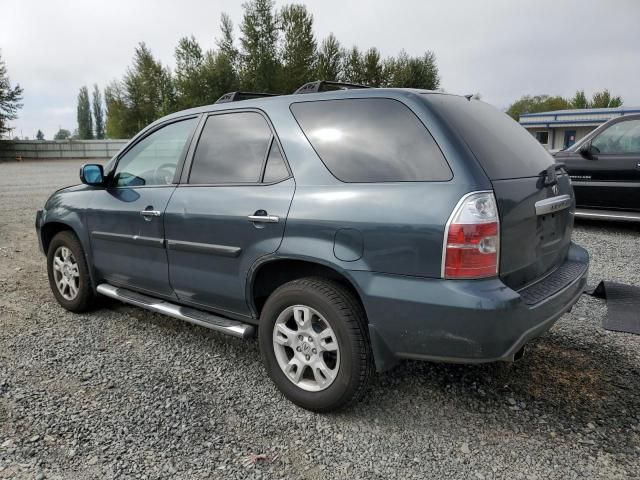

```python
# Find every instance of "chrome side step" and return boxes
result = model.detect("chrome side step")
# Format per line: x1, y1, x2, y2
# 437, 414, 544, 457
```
96, 284, 255, 339
575, 208, 640, 223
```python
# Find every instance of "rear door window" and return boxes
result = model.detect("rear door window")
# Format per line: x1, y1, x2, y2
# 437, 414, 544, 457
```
290, 98, 452, 182
189, 112, 272, 184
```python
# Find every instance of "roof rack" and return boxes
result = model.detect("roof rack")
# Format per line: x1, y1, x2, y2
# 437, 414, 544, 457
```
294, 80, 371, 95
215, 91, 279, 104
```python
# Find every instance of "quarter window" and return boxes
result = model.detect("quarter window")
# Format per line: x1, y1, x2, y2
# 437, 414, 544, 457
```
290, 98, 452, 182
190, 112, 272, 184
114, 118, 197, 187
592, 119, 640, 154
262, 141, 289, 183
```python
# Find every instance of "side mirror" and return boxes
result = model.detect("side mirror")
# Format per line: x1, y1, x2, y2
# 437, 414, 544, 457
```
80, 164, 104, 186
578, 142, 597, 160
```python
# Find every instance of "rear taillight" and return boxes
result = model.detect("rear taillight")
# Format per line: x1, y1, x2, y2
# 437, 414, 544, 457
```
442, 191, 500, 279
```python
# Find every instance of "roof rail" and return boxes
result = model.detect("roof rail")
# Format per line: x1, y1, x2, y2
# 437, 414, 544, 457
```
215, 91, 279, 104
294, 80, 371, 95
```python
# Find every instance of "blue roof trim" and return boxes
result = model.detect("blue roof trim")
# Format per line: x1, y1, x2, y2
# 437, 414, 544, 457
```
521, 119, 608, 127
520, 108, 640, 118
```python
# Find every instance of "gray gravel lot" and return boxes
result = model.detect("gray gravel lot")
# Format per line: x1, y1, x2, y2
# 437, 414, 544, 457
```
1, 159, 639, 479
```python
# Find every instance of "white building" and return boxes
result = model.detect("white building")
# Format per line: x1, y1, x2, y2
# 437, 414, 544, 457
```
519, 106, 640, 151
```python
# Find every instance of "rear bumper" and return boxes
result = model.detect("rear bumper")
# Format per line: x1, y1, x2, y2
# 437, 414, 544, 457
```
352, 242, 589, 371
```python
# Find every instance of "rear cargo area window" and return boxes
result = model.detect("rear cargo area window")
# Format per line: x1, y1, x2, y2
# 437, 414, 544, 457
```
290, 98, 452, 182
424, 95, 554, 180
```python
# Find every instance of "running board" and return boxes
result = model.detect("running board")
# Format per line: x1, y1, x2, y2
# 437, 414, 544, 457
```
575, 208, 640, 222
96, 284, 255, 339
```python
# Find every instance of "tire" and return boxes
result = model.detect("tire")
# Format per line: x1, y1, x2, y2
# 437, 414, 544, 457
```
259, 277, 371, 412
46, 230, 96, 313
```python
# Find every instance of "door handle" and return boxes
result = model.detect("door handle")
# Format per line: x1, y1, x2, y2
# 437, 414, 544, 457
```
247, 214, 279, 223
140, 210, 161, 217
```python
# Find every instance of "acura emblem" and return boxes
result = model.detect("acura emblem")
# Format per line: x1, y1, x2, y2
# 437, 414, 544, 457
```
552, 185, 559, 195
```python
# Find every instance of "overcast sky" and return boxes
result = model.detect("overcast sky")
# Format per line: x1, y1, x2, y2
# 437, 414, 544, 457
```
2, 0, 639, 139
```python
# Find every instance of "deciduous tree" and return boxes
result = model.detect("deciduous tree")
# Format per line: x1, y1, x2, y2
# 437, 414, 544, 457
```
53, 128, 71, 140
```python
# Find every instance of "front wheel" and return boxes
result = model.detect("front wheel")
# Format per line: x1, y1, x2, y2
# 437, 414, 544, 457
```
259, 277, 371, 412
46, 231, 96, 312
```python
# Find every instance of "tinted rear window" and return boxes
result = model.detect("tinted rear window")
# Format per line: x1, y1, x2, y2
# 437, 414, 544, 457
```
424, 95, 553, 179
290, 98, 452, 182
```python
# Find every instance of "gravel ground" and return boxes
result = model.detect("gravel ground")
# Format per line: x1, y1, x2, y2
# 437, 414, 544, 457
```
1, 159, 639, 480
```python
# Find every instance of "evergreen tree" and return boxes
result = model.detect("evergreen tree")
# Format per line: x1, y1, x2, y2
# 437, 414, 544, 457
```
279, 4, 316, 93
342, 47, 363, 84
239, 0, 280, 92
202, 50, 240, 103
92, 84, 105, 139
315, 33, 342, 81
122, 43, 176, 134
217, 13, 239, 70
36, 129, 45, 140
77, 86, 94, 139
571, 90, 589, 109
362, 48, 384, 87
174, 36, 207, 109
0, 51, 23, 137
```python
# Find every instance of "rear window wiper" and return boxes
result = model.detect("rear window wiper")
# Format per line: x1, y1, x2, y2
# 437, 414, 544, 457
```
541, 163, 566, 187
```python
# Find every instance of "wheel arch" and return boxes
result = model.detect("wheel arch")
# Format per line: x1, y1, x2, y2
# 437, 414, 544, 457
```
247, 256, 366, 321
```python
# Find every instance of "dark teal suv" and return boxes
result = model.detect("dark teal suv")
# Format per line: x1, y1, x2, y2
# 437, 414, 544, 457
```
36, 82, 589, 411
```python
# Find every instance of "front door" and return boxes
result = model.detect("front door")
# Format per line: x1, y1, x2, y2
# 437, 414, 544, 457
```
164, 111, 295, 317
565, 118, 640, 210
88, 116, 199, 296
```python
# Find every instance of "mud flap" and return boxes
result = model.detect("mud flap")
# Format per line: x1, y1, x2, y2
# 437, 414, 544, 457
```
584, 281, 640, 335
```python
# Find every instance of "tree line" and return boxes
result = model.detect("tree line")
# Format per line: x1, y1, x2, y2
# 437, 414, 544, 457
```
507, 89, 623, 121
97, 0, 440, 139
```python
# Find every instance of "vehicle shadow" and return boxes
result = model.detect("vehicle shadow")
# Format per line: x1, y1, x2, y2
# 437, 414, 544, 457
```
364, 328, 639, 435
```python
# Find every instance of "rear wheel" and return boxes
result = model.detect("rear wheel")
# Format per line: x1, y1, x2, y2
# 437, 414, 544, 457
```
47, 231, 96, 312
259, 277, 371, 412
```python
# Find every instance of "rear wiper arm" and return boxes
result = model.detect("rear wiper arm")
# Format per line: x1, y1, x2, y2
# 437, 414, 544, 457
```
541, 163, 566, 187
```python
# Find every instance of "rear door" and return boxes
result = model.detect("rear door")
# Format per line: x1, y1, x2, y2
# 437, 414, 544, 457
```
426, 96, 574, 290
164, 110, 294, 316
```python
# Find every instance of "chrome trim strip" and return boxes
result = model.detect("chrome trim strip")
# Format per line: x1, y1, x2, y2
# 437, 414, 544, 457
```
534, 194, 572, 216
96, 284, 254, 339
91, 231, 165, 248
575, 210, 640, 222
166, 239, 242, 257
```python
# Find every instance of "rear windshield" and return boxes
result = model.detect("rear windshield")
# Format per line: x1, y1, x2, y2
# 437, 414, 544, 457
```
424, 95, 553, 179
290, 98, 452, 183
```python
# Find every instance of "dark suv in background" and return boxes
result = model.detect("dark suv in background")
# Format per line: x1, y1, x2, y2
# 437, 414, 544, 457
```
554, 113, 640, 221
36, 82, 589, 411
